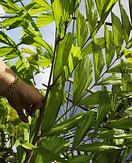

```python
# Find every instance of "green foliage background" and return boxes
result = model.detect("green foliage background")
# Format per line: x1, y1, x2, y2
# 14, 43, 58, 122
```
0, 0, 132, 162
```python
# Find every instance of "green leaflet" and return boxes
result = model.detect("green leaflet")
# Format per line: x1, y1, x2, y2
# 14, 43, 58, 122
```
120, 3, 131, 44
112, 12, 123, 47
32, 0, 51, 10
82, 37, 105, 56
38, 136, 69, 154
21, 34, 53, 57
20, 142, 36, 150
78, 142, 122, 152
0, 0, 20, 14
107, 118, 132, 129
97, 75, 122, 85
53, 33, 78, 82
21, 47, 35, 55
85, 0, 98, 34
96, 103, 111, 127
37, 56, 51, 68
93, 0, 119, 36
52, 0, 69, 38
2, 16, 23, 29
32, 136, 69, 163
20, 19, 53, 56
104, 24, 115, 67
52, 0, 78, 38
76, 9, 88, 47
27, 0, 51, 16
93, 38, 105, 81
96, 87, 110, 127
79, 89, 110, 106
36, 13, 54, 28
122, 72, 132, 92
72, 112, 94, 149
79, 91, 104, 106
123, 107, 132, 117
0, 47, 13, 57
5, 50, 19, 60
122, 48, 132, 64
129, 0, 132, 23
95, 152, 120, 163
0, 31, 15, 45
73, 56, 92, 103
47, 113, 85, 136
126, 39, 132, 49
97, 129, 132, 139
95, 0, 108, 16
42, 83, 64, 133
0, 31, 29, 67
108, 60, 132, 73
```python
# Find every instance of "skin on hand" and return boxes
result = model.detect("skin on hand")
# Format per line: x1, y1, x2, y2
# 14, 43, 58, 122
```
7, 80, 44, 123
0, 59, 44, 123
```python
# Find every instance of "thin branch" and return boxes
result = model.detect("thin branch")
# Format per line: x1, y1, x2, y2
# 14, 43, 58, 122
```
72, 16, 112, 26
24, 32, 58, 162
55, 105, 74, 124
0, 15, 112, 27
66, 97, 90, 111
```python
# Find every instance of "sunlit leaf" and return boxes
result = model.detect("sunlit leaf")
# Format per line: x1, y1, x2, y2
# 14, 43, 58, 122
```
104, 24, 115, 67
108, 60, 132, 73
97, 75, 122, 85
76, 9, 88, 47
78, 142, 122, 152
33, 136, 68, 162
73, 112, 94, 149
96, 87, 111, 126
107, 118, 132, 129
123, 107, 132, 118
53, 33, 76, 82
79, 90, 110, 106
0, 0, 20, 14
21, 34, 53, 56
93, 0, 119, 36
122, 48, 132, 63
37, 56, 51, 68
112, 12, 123, 47
2, 16, 23, 29
73, 56, 92, 103
129, 0, 132, 23
21, 142, 36, 150
85, 0, 98, 34
47, 113, 85, 136
28, 0, 51, 15
93, 38, 105, 81
95, 0, 108, 16
52, 0, 78, 38
0, 31, 15, 45
0, 46, 13, 57
82, 37, 105, 56
97, 128, 132, 139
42, 83, 64, 133
36, 13, 54, 28
33, 0, 51, 9
119, 3, 131, 43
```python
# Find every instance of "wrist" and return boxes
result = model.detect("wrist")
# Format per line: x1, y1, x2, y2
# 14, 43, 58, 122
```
0, 70, 16, 95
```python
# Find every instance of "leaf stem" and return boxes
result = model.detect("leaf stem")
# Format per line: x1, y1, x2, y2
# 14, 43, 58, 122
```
24, 29, 59, 163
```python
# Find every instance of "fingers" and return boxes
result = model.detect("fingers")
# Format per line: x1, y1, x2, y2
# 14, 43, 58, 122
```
16, 109, 28, 123
26, 95, 44, 115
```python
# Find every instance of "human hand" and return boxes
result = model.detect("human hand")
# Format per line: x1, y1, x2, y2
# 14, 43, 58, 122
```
0, 60, 44, 123
6, 80, 44, 123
